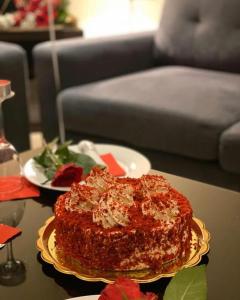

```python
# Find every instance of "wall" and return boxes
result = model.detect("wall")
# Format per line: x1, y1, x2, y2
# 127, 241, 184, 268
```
68, 0, 164, 37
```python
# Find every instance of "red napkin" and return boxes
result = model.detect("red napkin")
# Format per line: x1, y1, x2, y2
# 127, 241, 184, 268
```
0, 224, 21, 244
100, 153, 126, 177
0, 176, 40, 202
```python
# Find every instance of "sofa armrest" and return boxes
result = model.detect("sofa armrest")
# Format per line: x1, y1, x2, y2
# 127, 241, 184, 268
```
0, 42, 30, 151
33, 31, 155, 141
220, 122, 240, 174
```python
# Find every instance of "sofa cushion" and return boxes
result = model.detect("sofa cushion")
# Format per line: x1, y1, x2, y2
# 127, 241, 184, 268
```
60, 66, 240, 160
154, 0, 240, 73
220, 122, 240, 174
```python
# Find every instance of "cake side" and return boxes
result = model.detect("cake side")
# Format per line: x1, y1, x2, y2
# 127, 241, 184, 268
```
54, 168, 192, 271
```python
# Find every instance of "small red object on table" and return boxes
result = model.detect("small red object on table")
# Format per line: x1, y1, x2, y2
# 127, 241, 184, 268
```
100, 153, 125, 177
0, 176, 40, 202
0, 224, 21, 244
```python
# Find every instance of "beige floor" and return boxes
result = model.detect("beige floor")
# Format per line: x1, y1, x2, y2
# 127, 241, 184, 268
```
30, 131, 44, 149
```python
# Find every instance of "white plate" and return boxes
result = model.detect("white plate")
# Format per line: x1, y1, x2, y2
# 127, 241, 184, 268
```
23, 144, 151, 192
67, 296, 99, 300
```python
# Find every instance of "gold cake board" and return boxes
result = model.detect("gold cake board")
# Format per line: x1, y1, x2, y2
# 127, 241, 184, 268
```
36, 216, 210, 283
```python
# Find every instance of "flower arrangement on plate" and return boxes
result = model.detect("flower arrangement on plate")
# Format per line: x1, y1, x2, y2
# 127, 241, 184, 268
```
33, 140, 100, 187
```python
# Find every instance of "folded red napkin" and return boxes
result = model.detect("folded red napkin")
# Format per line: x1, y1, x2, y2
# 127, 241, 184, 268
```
100, 153, 126, 177
0, 176, 40, 202
0, 224, 21, 244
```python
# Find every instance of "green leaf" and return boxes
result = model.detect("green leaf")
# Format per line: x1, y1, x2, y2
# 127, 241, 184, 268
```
44, 166, 58, 180
55, 141, 73, 164
33, 148, 54, 168
164, 265, 207, 300
68, 151, 97, 174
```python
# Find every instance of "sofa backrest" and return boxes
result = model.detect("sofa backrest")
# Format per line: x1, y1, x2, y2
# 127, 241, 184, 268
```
154, 0, 240, 73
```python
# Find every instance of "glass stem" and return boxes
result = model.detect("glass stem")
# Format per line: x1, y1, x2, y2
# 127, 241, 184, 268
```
6, 241, 15, 263
0, 101, 5, 138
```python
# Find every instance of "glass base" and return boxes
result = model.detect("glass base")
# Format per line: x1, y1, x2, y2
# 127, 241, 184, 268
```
0, 259, 26, 286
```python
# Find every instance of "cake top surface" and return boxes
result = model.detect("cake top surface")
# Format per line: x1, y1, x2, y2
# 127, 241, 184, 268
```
55, 167, 192, 230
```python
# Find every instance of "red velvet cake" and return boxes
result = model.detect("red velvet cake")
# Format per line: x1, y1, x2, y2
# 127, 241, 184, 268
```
54, 168, 193, 271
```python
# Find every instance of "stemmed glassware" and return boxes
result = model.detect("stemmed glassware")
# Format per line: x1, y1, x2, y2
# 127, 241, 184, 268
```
0, 79, 26, 285
0, 79, 23, 195
0, 200, 26, 286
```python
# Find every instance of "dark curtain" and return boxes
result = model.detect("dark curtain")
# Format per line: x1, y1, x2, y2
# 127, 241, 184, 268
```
0, 0, 16, 13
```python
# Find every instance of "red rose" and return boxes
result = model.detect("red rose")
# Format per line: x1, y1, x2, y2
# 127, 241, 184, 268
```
36, 11, 49, 27
144, 292, 159, 300
51, 163, 83, 187
98, 277, 158, 300
52, 0, 61, 7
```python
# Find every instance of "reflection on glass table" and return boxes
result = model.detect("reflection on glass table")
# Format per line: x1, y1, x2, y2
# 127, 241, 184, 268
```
0, 200, 26, 286
0, 80, 23, 195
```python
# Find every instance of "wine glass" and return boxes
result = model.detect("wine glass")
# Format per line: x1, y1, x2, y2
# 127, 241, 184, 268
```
0, 200, 26, 286
0, 79, 23, 195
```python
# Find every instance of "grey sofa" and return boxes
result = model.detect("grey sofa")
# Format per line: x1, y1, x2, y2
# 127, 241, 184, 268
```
34, 0, 240, 191
0, 42, 30, 151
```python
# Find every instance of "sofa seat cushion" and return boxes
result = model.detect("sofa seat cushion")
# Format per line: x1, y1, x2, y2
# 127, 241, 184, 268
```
220, 122, 240, 174
60, 66, 240, 160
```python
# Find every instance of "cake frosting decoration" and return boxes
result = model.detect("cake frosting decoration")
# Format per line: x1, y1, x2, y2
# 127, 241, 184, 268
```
54, 167, 193, 272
